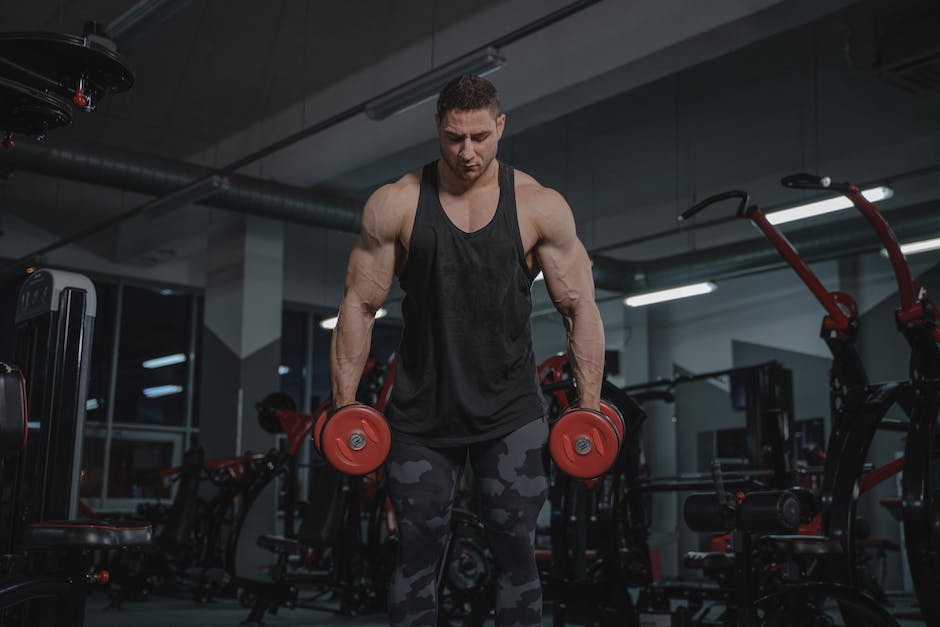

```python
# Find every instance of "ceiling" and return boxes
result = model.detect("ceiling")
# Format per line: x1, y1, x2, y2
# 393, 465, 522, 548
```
0, 0, 511, 158
1, 0, 938, 305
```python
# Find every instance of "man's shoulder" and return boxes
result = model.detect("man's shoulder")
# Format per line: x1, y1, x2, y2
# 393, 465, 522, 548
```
365, 169, 423, 226
512, 167, 567, 212
374, 169, 422, 205
359, 169, 423, 241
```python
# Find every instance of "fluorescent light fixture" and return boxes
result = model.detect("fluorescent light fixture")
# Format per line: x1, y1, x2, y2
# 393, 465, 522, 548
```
86, 398, 100, 411
320, 308, 388, 331
143, 384, 183, 398
365, 47, 505, 120
766, 186, 893, 225
881, 236, 940, 258
142, 353, 186, 369
624, 282, 717, 307
278, 365, 291, 375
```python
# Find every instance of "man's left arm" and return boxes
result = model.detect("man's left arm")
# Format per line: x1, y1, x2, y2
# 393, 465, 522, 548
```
534, 187, 605, 409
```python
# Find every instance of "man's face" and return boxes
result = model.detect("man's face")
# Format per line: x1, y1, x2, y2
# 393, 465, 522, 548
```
436, 108, 505, 183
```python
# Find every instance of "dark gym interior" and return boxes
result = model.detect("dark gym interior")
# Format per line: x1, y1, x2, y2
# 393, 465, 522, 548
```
1, 1, 939, 625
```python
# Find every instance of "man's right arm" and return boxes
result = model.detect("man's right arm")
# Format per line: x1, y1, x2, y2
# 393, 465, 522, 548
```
330, 184, 401, 407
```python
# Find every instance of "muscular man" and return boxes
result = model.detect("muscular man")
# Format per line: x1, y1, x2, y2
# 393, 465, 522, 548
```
331, 75, 604, 627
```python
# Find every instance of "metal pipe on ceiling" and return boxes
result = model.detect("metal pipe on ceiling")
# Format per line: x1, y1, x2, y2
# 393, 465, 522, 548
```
0, 139, 362, 232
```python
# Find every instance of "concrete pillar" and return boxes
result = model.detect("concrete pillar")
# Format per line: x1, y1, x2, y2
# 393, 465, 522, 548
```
198, 215, 284, 581
645, 309, 681, 579
199, 215, 284, 458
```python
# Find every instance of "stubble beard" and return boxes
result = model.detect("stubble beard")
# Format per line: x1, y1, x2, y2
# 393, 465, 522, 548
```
445, 154, 493, 184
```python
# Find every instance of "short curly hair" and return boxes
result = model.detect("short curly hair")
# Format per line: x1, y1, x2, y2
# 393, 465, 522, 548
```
436, 75, 500, 118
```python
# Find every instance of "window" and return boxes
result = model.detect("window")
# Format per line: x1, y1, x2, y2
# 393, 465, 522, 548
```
279, 310, 308, 410
113, 286, 193, 426
311, 314, 332, 409
79, 435, 105, 499
79, 282, 200, 512
105, 431, 177, 500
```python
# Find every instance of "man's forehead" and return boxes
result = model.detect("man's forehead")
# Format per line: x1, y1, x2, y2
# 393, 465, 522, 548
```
438, 108, 499, 132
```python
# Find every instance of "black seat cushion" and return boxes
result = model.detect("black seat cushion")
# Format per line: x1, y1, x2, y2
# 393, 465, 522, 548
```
24, 519, 151, 549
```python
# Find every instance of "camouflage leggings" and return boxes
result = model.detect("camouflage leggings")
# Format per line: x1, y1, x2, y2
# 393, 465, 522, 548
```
386, 418, 550, 627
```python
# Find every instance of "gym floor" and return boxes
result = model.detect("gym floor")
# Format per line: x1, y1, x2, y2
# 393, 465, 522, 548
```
83, 596, 503, 627
84, 595, 926, 627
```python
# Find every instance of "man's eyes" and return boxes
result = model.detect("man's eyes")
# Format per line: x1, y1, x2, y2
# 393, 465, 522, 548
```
446, 134, 489, 142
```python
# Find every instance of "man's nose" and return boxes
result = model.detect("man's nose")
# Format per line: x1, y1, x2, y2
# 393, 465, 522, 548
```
459, 137, 473, 157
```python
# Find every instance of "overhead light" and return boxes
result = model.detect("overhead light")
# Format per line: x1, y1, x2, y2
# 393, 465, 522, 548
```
624, 282, 717, 307
86, 398, 100, 411
278, 365, 291, 375
143, 384, 183, 398
142, 353, 186, 369
320, 308, 388, 330
364, 46, 505, 120
881, 236, 940, 258
766, 186, 893, 225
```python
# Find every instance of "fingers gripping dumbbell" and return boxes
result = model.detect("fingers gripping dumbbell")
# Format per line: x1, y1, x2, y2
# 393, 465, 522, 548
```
549, 400, 625, 479
313, 403, 392, 475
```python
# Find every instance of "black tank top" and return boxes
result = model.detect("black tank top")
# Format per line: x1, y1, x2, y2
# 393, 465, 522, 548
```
388, 161, 547, 446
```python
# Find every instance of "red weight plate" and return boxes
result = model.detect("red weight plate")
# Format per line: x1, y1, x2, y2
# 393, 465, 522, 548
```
559, 404, 622, 449
313, 407, 329, 453
321, 404, 391, 475
549, 408, 620, 479
599, 400, 625, 441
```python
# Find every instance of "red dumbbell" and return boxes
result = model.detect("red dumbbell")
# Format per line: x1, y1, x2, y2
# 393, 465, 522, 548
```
549, 400, 625, 479
313, 403, 391, 475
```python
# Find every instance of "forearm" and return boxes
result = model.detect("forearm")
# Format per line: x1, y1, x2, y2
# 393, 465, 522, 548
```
563, 301, 605, 409
330, 301, 376, 406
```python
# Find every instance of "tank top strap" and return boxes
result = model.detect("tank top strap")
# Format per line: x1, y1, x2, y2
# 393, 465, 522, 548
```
497, 163, 530, 273
415, 162, 438, 223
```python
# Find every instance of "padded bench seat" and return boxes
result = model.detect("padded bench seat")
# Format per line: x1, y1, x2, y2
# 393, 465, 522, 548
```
24, 520, 152, 549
